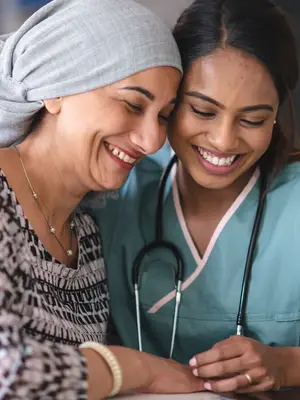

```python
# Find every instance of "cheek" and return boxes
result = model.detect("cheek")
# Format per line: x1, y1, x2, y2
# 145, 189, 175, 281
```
59, 104, 134, 140
58, 107, 97, 136
245, 129, 273, 155
170, 108, 200, 143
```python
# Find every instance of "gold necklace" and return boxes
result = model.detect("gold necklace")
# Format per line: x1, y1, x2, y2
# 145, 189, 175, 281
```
14, 145, 75, 257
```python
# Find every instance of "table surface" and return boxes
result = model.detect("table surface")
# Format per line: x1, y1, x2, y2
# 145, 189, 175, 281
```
117, 389, 300, 399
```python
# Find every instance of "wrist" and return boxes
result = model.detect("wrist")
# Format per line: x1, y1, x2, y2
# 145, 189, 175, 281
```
128, 349, 154, 389
109, 347, 153, 393
272, 346, 300, 388
80, 343, 122, 397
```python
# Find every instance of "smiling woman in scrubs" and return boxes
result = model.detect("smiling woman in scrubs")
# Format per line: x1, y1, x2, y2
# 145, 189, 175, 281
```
92, 0, 300, 395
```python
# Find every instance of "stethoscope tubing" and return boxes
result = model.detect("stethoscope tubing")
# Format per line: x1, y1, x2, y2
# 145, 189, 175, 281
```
133, 156, 268, 356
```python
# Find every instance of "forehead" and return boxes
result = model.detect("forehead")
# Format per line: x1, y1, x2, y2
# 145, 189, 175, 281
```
184, 48, 278, 108
110, 67, 181, 99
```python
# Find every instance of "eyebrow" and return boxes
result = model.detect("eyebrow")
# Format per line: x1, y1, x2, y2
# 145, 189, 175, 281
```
119, 86, 176, 105
185, 91, 274, 113
119, 86, 155, 101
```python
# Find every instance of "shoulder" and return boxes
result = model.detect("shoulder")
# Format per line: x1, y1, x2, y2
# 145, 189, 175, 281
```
0, 197, 25, 265
0, 169, 18, 215
270, 160, 300, 192
0, 169, 27, 257
266, 160, 300, 219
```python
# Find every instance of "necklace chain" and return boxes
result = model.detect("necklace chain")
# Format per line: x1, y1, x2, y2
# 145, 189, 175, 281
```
14, 146, 75, 257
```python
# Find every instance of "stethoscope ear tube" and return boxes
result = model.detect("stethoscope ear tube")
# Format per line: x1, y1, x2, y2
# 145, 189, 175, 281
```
236, 173, 268, 335
133, 155, 267, 357
132, 239, 184, 357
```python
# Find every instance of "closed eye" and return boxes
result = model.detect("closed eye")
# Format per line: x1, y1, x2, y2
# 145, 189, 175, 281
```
191, 105, 216, 118
124, 100, 143, 113
241, 119, 266, 127
158, 113, 171, 124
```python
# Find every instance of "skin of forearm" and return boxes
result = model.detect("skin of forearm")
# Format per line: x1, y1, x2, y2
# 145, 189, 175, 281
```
81, 346, 151, 400
274, 347, 300, 388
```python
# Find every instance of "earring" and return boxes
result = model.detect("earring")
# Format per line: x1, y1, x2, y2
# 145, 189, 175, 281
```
274, 120, 277, 125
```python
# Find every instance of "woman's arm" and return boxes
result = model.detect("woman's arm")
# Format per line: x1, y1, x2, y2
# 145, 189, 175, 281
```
0, 204, 204, 399
83, 346, 205, 399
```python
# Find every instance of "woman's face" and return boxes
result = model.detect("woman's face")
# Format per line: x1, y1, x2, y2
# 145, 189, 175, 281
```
45, 66, 180, 191
169, 48, 279, 190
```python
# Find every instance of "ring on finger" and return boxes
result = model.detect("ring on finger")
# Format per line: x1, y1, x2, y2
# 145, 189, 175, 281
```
244, 373, 253, 385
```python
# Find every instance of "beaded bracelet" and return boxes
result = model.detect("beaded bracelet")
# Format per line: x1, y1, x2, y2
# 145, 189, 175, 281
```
80, 342, 123, 397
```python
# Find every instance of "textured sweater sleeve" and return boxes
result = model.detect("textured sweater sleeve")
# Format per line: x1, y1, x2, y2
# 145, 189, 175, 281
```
0, 204, 88, 400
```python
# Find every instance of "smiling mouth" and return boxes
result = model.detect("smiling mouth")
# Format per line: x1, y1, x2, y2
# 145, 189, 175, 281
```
105, 143, 137, 165
196, 146, 241, 167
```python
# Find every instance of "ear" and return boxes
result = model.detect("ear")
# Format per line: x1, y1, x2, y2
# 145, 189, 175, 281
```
43, 98, 62, 114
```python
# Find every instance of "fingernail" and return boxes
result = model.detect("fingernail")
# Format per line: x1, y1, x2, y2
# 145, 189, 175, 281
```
204, 382, 212, 391
189, 357, 197, 367
192, 368, 199, 377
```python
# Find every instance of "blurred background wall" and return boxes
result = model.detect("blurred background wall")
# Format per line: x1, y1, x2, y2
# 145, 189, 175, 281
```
0, 0, 299, 137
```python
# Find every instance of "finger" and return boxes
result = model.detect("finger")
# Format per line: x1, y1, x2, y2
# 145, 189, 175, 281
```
202, 368, 269, 393
236, 377, 276, 394
190, 341, 244, 367
194, 356, 246, 379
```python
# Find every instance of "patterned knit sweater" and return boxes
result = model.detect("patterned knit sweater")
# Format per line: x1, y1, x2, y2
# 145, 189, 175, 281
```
0, 169, 109, 399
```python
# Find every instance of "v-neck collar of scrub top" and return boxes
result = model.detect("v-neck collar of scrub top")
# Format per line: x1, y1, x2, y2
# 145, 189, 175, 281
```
145, 163, 260, 314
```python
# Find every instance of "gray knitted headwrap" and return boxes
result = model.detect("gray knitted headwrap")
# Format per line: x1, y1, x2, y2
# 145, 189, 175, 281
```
0, 0, 182, 146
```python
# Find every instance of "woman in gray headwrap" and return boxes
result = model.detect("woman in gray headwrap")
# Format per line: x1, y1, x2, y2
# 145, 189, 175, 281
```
0, 0, 204, 398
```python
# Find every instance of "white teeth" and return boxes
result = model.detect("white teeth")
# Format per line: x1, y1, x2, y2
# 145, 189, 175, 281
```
119, 151, 125, 160
211, 156, 219, 166
106, 143, 137, 164
197, 146, 237, 167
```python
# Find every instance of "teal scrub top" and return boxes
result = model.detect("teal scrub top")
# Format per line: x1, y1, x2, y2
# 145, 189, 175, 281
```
92, 144, 300, 364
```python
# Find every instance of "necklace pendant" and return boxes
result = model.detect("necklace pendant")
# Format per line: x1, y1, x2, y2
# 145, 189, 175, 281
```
49, 226, 56, 234
66, 249, 73, 257
33, 192, 38, 199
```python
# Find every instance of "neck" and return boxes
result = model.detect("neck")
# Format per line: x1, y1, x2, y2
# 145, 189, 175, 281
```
177, 162, 255, 214
13, 129, 89, 227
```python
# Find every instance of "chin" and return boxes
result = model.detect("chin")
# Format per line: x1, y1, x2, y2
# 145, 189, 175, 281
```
192, 171, 243, 190
100, 178, 128, 191
197, 179, 236, 190
93, 169, 130, 191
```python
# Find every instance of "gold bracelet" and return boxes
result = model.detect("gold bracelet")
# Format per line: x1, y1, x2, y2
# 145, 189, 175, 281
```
80, 342, 123, 397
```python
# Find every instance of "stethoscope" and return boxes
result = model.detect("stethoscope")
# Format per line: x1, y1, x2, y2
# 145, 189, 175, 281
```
132, 154, 268, 358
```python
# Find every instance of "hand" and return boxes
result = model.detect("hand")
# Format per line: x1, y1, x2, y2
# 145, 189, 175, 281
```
141, 353, 205, 394
189, 336, 284, 393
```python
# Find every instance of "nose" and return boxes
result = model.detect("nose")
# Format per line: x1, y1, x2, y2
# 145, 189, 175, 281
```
129, 117, 166, 155
208, 117, 239, 152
